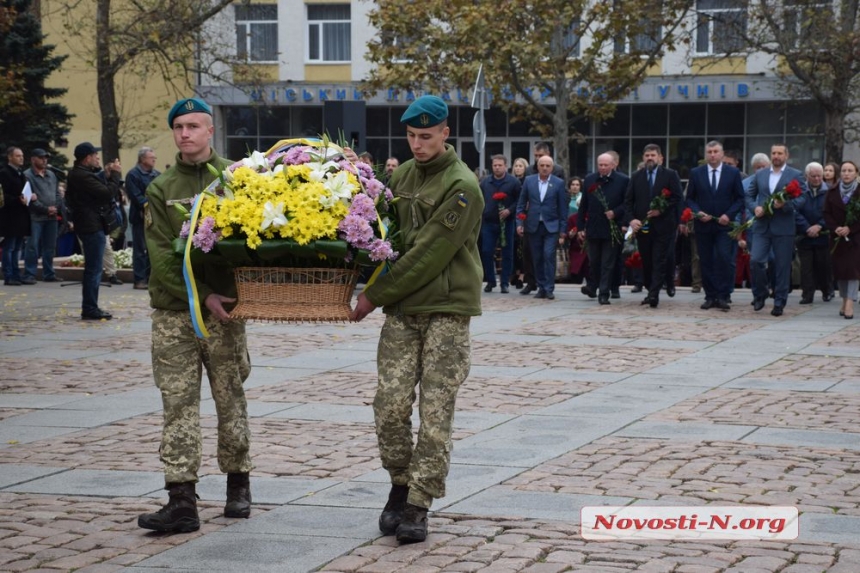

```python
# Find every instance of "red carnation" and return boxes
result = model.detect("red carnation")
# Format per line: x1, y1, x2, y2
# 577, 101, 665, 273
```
588, 183, 599, 193
680, 207, 694, 223
662, 188, 672, 198
785, 179, 802, 199
517, 213, 527, 221
625, 251, 643, 269
492, 192, 507, 201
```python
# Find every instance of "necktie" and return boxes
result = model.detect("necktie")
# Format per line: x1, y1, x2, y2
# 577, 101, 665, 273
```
711, 169, 717, 193
648, 170, 654, 189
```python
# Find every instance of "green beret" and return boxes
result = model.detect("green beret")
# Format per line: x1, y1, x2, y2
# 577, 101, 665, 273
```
400, 95, 448, 128
168, 97, 212, 127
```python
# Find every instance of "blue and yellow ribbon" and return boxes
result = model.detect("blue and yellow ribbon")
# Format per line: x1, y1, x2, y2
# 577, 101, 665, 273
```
183, 192, 209, 338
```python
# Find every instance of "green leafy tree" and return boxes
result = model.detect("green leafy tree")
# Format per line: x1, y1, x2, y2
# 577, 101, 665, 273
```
715, 0, 860, 163
45, 0, 249, 163
0, 0, 72, 168
365, 0, 692, 176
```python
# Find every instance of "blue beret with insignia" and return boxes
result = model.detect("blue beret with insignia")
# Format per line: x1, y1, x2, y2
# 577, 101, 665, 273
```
400, 95, 448, 128
168, 97, 213, 128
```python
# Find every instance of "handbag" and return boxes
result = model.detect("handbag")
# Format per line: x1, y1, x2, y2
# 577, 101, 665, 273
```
98, 203, 121, 234
555, 245, 570, 279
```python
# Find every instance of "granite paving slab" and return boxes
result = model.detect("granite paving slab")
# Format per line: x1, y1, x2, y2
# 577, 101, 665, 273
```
5, 468, 164, 496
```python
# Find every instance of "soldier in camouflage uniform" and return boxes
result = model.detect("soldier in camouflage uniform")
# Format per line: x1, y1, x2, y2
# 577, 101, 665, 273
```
137, 98, 253, 533
350, 95, 484, 543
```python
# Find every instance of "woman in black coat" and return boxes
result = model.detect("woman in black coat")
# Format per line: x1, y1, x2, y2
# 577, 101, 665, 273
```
823, 161, 860, 319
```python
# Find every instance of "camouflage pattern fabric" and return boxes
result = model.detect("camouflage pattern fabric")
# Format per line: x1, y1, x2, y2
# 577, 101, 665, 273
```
374, 313, 471, 509
151, 309, 253, 484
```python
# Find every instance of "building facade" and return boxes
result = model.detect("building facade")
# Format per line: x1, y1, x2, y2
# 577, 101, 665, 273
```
198, 0, 835, 178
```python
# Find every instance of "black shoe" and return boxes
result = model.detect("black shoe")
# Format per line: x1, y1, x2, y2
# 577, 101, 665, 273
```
395, 503, 428, 544
631, 285, 643, 293
42, 276, 59, 283
771, 306, 784, 317
21, 277, 36, 285
3, 279, 21, 286
666, 285, 676, 297
823, 292, 835, 302
640, 296, 652, 305
138, 482, 200, 533
379, 484, 409, 535
224, 472, 251, 518
514, 279, 524, 289
520, 286, 535, 295
103, 274, 123, 285
700, 299, 714, 310
484, 284, 494, 293
799, 297, 813, 305
598, 295, 610, 305
753, 298, 766, 311
580, 285, 596, 298
690, 286, 701, 294
500, 285, 509, 294
610, 291, 620, 299
534, 290, 547, 299
81, 309, 113, 320
649, 297, 659, 308
716, 299, 730, 311
546, 292, 555, 300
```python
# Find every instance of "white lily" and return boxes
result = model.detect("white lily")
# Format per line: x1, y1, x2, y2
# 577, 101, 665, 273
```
323, 171, 357, 204
242, 150, 270, 172
260, 201, 287, 230
307, 160, 340, 182
306, 146, 342, 162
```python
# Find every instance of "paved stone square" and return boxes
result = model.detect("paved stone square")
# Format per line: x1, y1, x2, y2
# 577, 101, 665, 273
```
2, 281, 859, 572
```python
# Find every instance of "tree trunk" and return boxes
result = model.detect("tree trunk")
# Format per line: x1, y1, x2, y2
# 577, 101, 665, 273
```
96, 0, 121, 162
552, 80, 570, 180
823, 103, 846, 165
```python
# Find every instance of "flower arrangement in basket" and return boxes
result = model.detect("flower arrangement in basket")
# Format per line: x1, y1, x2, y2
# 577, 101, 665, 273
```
175, 138, 398, 331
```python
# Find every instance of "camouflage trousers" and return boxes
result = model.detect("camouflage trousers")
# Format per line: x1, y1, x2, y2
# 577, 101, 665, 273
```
374, 313, 471, 509
151, 309, 253, 484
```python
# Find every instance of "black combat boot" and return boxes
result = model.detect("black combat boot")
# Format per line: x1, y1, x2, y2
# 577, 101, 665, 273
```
378, 484, 409, 535
138, 482, 200, 533
395, 502, 428, 543
224, 472, 251, 518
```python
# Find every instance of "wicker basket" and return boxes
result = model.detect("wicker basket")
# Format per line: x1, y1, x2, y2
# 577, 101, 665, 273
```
230, 267, 359, 323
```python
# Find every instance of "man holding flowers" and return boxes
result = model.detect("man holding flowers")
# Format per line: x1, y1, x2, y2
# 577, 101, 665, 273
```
745, 143, 807, 316
479, 154, 521, 293
685, 140, 745, 311
578, 152, 628, 305
625, 143, 683, 308
138, 98, 253, 533
350, 95, 483, 543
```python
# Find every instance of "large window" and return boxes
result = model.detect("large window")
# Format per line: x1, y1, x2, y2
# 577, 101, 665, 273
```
307, 4, 351, 63
783, 0, 831, 49
235, 5, 278, 62
695, 0, 747, 55
613, 2, 661, 54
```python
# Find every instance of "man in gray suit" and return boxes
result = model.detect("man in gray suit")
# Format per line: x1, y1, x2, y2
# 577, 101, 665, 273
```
516, 155, 568, 300
745, 144, 807, 316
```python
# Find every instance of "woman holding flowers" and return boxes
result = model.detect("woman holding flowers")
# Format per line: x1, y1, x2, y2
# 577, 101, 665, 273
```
823, 160, 860, 319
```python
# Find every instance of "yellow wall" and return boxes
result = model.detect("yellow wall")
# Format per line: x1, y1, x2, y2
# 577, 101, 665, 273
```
304, 64, 351, 82
690, 57, 747, 75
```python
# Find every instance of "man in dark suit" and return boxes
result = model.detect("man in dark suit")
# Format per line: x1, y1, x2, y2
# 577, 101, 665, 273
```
578, 153, 628, 304
745, 143, 807, 316
795, 162, 834, 304
686, 140, 745, 311
516, 155, 568, 300
625, 143, 683, 308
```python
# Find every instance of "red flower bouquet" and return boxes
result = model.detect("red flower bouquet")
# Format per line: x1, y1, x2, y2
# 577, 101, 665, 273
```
588, 179, 622, 245
493, 191, 509, 247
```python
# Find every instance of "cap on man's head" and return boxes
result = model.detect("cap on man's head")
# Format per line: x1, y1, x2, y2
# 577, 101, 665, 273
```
400, 95, 448, 128
31, 148, 50, 158
168, 97, 213, 128
74, 142, 101, 160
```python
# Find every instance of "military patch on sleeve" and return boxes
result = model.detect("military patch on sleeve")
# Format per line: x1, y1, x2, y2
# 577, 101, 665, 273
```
457, 193, 468, 207
442, 210, 460, 230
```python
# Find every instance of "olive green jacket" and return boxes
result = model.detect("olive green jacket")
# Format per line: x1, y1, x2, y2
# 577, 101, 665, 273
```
144, 150, 235, 312
364, 144, 484, 316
